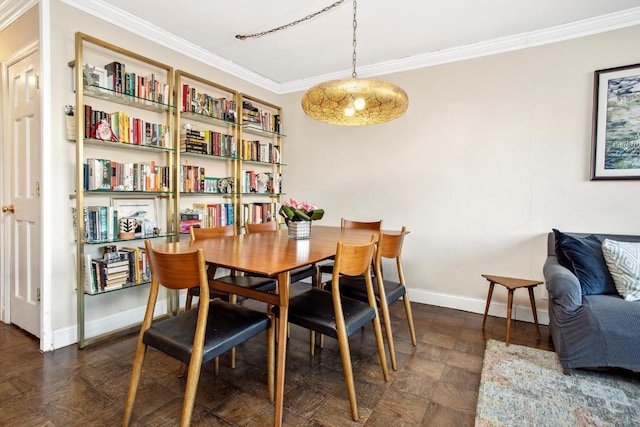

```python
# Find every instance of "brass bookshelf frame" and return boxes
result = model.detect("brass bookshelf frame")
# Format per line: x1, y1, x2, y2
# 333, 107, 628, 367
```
73, 32, 176, 349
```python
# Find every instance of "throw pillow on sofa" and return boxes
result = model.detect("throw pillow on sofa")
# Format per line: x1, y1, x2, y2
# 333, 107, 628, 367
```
552, 229, 617, 295
601, 239, 640, 302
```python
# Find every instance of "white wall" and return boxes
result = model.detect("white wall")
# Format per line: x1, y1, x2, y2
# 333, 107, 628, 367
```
281, 25, 640, 321
42, 1, 640, 348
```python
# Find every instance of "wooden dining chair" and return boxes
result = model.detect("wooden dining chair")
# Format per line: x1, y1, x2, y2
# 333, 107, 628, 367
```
123, 240, 274, 427
183, 225, 276, 375
276, 235, 390, 421
332, 227, 416, 371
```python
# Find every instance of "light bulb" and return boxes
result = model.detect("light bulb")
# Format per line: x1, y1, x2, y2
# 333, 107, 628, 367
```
354, 98, 365, 110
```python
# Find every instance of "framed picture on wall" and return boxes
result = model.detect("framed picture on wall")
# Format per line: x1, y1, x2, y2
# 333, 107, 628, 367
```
591, 63, 640, 180
111, 197, 158, 238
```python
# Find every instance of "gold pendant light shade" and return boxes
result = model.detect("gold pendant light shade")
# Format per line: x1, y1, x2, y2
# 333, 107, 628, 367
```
301, 77, 409, 126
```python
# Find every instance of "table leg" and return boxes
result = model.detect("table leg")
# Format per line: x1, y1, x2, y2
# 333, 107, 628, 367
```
528, 287, 541, 341
274, 271, 290, 427
506, 289, 514, 346
482, 281, 495, 331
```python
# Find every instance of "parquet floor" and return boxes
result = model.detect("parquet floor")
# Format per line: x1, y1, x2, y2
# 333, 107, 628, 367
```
0, 301, 553, 426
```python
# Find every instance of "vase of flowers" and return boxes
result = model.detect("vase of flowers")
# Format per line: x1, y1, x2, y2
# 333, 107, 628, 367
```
279, 198, 324, 240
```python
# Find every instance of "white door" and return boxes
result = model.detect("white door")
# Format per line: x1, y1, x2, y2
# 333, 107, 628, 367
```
3, 49, 41, 337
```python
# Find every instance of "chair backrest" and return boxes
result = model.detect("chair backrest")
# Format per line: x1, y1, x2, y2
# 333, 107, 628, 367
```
190, 224, 236, 241
145, 240, 209, 293
341, 218, 383, 231
374, 227, 408, 282
244, 221, 279, 234
333, 235, 377, 278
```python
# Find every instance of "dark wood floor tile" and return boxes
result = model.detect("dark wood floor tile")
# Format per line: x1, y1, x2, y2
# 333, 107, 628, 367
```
211, 389, 274, 425
445, 349, 483, 373
439, 365, 481, 391
389, 370, 437, 398
0, 394, 47, 427
374, 388, 428, 425
414, 343, 452, 364
429, 380, 478, 413
420, 401, 475, 427
311, 394, 373, 426
136, 396, 210, 426
403, 352, 446, 380
418, 330, 457, 350
284, 384, 330, 418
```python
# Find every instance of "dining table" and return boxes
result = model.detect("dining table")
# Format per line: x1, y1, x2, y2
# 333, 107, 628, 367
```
152, 224, 381, 427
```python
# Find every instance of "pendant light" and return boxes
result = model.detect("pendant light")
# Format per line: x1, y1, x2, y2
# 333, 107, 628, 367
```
237, 0, 409, 126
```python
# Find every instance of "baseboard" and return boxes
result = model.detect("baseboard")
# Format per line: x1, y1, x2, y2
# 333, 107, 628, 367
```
50, 289, 547, 350
51, 300, 169, 350
407, 288, 550, 326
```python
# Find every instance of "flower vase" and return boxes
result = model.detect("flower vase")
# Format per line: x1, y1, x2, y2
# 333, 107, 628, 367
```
287, 220, 311, 240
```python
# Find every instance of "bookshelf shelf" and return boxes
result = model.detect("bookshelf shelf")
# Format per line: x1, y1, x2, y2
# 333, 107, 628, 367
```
242, 125, 286, 138
83, 85, 174, 113
85, 280, 150, 296
83, 138, 174, 153
83, 232, 176, 245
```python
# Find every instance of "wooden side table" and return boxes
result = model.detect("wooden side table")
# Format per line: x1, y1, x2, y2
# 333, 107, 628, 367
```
481, 274, 542, 345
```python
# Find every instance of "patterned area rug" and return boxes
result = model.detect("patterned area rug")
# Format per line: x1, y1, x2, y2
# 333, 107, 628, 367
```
475, 339, 640, 427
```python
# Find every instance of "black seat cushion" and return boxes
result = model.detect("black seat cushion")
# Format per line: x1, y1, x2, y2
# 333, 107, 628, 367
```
330, 276, 406, 307
273, 288, 376, 338
144, 300, 271, 365
188, 275, 276, 302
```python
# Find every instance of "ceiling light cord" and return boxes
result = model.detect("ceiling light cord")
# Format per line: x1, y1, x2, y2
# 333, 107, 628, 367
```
352, 0, 357, 78
235, 0, 346, 40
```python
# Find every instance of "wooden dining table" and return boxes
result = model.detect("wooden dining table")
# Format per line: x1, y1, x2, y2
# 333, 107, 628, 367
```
152, 224, 380, 427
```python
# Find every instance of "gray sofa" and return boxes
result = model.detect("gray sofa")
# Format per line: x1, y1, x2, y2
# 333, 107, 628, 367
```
543, 231, 640, 372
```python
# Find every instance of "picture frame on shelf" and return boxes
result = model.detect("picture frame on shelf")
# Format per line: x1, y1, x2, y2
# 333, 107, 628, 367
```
82, 63, 108, 89
591, 63, 640, 180
111, 197, 159, 238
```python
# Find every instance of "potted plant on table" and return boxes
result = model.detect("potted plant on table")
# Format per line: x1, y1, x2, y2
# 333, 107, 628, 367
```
279, 198, 324, 239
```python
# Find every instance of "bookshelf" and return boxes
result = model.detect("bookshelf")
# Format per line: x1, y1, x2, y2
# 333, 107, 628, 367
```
70, 33, 288, 349
238, 94, 285, 228
174, 70, 240, 233
71, 32, 176, 348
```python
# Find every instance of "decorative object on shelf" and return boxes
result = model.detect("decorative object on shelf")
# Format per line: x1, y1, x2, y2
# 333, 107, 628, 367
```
279, 198, 324, 240
118, 217, 138, 240
591, 63, 640, 180
236, 0, 408, 126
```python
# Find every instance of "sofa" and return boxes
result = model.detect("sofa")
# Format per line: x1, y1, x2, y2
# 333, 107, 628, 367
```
543, 230, 640, 373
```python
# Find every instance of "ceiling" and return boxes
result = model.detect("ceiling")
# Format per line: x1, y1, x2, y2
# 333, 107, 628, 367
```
59, 1, 640, 92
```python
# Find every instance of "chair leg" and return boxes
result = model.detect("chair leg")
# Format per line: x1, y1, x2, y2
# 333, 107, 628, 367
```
403, 294, 417, 346
309, 330, 316, 356
267, 313, 275, 402
336, 324, 359, 421
371, 313, 390, 382
123, 342, 148, 426
230, 294, 238, 369
180, 355, 204, 427
378, 298, 397, 371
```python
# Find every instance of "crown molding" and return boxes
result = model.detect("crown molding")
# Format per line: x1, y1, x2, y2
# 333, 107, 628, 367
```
0, 0, 38, 32
61, 1, 640, 95
60, 0, 281, 93
282, 6, 640, 93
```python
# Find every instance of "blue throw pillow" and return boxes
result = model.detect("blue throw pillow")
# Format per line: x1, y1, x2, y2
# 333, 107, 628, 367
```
552, 229, 617, 295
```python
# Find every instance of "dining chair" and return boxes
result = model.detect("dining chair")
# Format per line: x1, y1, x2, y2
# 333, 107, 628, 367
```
123, 240, 274, 427
276, 235, 390, 421
183, 225, 276, 374
331, 227, 416, 371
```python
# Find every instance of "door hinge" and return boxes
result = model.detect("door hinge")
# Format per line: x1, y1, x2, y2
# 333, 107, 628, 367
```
36, 181, 40, 196
34, 74, 39, 90
37, 288, 41, 302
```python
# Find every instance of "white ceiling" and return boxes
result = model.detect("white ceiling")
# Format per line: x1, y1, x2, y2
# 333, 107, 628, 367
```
57, 0, 640, 92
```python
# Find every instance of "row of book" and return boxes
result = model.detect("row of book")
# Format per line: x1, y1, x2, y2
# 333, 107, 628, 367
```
242, 101, 281, 133
85, 158, 171, 192
241, 170, 282, 194
83, 248, 150, 294
242, 203, 279, 225
83, 104, 169, 147
104, 61, 170, 105
181, 84, 237, 122
180, 128, 237, 158
180, 203, 235, 232
80, 206, 118, 242
240, 140, 281, 164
